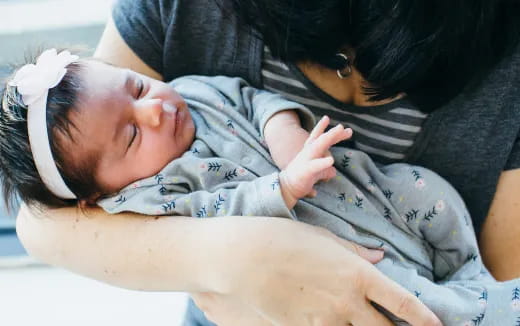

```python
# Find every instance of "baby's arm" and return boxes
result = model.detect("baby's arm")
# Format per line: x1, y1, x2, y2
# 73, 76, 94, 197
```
100, 171, 295, 219
100, 117, 350, 217
177, 76, 321, 169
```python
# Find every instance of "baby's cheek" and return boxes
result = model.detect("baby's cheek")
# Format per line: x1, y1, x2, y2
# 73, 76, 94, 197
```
138, 140, 168, 170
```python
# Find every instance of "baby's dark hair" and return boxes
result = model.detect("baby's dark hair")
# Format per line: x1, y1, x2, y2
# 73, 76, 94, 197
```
0, 51, 104, 209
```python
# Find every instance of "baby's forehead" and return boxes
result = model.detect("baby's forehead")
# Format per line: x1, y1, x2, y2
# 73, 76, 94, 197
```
69, 65, 126, 125
77, 61, 128, 99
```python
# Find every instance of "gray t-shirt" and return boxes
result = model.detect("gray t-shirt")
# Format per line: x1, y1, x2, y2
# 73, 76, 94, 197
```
112, 0, 520, 234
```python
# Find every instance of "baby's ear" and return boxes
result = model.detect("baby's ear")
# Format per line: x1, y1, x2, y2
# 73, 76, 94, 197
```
78, 194, 100, 208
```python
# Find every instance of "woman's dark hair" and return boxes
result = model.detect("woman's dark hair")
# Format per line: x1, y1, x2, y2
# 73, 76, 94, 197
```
224, 0, 520, 110
0, 52, 103, 209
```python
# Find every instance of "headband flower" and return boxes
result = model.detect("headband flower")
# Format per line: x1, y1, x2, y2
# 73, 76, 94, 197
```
9, 49, 79, 106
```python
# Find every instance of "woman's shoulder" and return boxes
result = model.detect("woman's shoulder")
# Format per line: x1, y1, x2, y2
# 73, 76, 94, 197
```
112, 0, 217, 41
112, 0, 263, 85
447, 41, 520, 116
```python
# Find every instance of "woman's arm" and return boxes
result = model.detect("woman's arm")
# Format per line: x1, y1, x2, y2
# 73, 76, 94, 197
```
16, 204, 440, 326
480, 168, 520, 280
16, 205, 222, 292
94, 16, 163, 80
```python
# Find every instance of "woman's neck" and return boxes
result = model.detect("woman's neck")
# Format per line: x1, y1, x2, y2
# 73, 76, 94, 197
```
297, 61, 401, 107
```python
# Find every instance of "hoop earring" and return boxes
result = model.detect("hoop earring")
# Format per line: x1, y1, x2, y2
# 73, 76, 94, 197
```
336, 53, 352, 79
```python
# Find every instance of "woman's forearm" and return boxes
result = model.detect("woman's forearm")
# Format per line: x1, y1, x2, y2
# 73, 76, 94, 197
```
15, 204, 278, 293
16, 204, 441, 325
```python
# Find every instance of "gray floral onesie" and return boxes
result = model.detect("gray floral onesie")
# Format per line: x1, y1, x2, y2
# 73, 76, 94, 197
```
98, 76, 520, 326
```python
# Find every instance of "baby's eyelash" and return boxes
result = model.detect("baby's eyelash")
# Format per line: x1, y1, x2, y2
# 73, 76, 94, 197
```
136, 78, 144, 98
128, 124, 138, 149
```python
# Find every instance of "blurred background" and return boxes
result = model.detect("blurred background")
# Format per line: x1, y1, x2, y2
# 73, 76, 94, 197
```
0, 1, 187, 325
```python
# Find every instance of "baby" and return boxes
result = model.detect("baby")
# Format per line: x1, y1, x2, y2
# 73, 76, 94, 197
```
2, 49, 520, 326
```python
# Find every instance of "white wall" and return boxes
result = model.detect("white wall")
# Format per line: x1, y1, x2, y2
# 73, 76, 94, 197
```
0, 264, 188, 326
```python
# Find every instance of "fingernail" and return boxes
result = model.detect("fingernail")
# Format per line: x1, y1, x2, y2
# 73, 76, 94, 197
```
163, 102, 178, 113
361, 247, 385, 261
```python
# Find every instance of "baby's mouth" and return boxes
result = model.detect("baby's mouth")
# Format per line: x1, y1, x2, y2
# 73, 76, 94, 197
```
163, 102, 181, 136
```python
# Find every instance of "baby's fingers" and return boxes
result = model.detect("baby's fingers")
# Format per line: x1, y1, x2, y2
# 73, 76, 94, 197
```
321, 166, 337, 181
307, 157, 335, 175
306, 189, 318, 198
306, 116, 330, 144
309, 125, 351, 157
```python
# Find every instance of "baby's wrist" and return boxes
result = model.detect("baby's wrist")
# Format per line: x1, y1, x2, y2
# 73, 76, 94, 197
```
278, 171, 299, 209
265, 114, 309, 170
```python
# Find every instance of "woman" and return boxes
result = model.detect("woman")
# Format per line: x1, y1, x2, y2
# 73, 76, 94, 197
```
16, 0, 520, 325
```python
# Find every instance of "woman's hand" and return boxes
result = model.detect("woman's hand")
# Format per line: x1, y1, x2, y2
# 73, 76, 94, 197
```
208, 218, 442, 326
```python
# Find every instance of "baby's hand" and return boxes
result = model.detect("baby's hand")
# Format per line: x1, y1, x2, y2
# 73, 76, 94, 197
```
279, 116, 352, 208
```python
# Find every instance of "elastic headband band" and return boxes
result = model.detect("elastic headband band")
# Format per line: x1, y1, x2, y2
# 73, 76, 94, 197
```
8, 49, 79, 199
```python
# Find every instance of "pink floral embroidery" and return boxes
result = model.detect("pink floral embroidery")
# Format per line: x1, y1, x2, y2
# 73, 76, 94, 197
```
415, 179, 426, 189
435, 199, 446, 212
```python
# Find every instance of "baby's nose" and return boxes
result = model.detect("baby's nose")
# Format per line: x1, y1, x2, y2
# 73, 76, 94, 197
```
134, 99, 164, 127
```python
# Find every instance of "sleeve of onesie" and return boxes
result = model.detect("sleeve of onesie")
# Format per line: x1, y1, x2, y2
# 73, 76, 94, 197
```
97, 171, 295, 220
241, 86, 317, 138
180, 76, 316, 136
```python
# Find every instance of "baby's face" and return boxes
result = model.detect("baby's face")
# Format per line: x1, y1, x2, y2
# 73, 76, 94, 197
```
67, 60, 195, 194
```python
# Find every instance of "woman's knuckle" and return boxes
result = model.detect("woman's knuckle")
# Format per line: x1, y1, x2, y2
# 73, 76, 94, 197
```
349, 243, 361, 256
396, 296, 413, 315
195, 300, 212, 314
330, 299, 344, 314
332, 295, 355, 316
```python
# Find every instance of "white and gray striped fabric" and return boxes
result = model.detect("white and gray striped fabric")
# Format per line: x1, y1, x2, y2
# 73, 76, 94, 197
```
261, 47, 428, 163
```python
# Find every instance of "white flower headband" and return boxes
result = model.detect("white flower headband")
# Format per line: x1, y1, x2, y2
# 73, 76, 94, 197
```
8, 49, 79, 199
